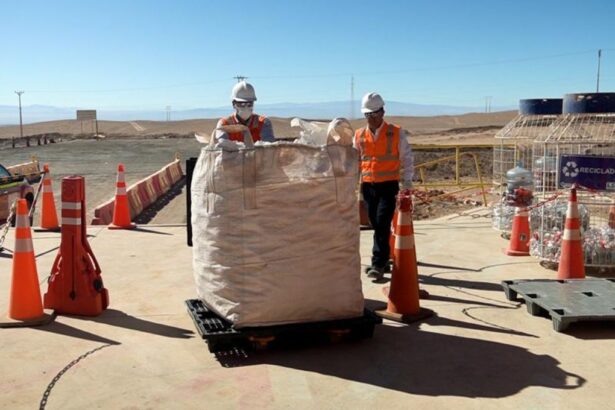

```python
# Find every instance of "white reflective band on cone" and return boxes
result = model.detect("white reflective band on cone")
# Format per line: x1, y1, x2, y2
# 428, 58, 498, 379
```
61, 217, 81, 225
43, 184, 53, 193
16, 215, 30, 227
116, 174, 125, 183
116, 187, 127, 195
395, 235, 415, 250
567, 206, 579, 219
14, 238, 33, 253
563, 230, 582, 241
62, 202, 82, 210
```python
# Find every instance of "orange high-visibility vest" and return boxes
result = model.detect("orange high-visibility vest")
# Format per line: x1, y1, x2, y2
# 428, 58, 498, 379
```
220, 114, 266, 142
355, 122, 401, 183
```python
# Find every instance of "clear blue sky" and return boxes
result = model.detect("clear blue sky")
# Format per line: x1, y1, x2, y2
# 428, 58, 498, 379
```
1, 0, 613, 110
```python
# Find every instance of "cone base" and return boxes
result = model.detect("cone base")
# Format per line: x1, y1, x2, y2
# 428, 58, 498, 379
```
108, 223, 137, 230
504, 248, 530, 256
557, 272, 586, 280
0, 309, 56, 328
375, 307, 434, 324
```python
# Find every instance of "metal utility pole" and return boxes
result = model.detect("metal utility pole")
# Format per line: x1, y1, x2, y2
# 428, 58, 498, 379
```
350, 76, 355, 120
14, 91, 24, 149
596, 49, 602, 92
485, 96, 492, 113
166, 105, 171, 121
233, 75, 248, 83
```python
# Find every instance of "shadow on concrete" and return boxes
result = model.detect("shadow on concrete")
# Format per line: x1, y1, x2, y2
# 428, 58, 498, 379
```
34, 321, 121, 345
131, 227, 174, 235
215, 323, 584, 398
365, 299, 535, 338
419, 274, 504, 292
81, 309, 194, 339
36, 246, 60, 258
418, 261, 480, 272
426, 293, 505, 307
541, 321, 615, 340
0, 249, 13, 258
135, 179, 186, 225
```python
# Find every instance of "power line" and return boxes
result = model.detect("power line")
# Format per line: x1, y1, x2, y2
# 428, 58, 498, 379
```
251, 49, 599, 80
21, 49, 603, 95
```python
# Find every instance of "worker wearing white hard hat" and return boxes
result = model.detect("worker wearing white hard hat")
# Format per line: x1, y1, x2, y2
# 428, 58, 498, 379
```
215, 80, 275, 142
354, 92, 414, 280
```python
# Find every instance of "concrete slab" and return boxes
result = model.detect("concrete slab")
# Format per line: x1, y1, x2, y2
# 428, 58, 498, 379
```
1, 213, 614, 409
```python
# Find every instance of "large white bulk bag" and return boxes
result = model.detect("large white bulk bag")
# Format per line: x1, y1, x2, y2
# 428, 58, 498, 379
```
191, 137, 364, 328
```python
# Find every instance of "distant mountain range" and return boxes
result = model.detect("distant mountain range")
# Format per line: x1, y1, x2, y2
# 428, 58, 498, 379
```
0, 101, 516, 125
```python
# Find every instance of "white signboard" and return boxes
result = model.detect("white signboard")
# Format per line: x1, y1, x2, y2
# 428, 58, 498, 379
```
76, 110, 97, 120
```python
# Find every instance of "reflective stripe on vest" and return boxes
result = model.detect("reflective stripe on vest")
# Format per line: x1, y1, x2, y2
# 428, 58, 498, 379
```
356, 123, 401, 183
220, 114, 265, 142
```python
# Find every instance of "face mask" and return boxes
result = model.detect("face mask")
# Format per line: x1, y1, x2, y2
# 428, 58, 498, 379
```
236, 107, 253, 120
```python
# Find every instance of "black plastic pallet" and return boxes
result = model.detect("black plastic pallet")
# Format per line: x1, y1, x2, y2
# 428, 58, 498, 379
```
501, 278, 615, 332
185, 299, 382, 352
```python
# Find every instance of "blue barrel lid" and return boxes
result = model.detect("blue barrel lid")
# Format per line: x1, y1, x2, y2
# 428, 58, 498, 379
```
519, 99, 563, 115
563, 93, 615, 114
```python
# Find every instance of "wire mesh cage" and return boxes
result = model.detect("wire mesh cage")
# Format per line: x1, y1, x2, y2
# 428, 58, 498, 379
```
492, 99, 562, 232
530, 93, 615, 268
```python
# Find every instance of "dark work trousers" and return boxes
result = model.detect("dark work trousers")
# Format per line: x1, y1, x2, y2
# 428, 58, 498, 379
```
361, 180, 399, 268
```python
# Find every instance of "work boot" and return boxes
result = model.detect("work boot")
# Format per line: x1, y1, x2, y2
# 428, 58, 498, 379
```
366, 266, 385, 280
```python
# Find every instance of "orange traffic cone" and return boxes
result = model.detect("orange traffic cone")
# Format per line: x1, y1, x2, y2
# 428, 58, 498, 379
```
389, 209, 429, 299
376, 189, 433, 323
389, 210, 397, 260
505, 207, 531, 256
557, 187, 585, 279
1, 199, 54, 327
109, 164, 136, 230
608, 200, 615, 229
39, 164, 60, 231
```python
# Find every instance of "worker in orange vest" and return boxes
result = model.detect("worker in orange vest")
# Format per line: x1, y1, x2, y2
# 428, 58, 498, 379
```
215, 81, 275, 143
355, 92, 414, 280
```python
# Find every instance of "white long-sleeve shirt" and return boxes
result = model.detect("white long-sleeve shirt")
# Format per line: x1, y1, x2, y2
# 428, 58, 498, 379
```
353, 122, 414, 183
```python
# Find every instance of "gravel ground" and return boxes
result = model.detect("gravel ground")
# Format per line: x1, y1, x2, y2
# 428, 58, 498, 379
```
0, 137, 493, 225
0, 138, 203, 223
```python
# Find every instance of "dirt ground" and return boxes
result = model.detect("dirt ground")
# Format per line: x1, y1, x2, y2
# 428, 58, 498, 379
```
0, 114, 508, 224
0, 111, 515, 144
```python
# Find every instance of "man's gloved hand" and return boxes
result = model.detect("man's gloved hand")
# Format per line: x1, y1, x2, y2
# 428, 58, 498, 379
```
400, 180, 413, 190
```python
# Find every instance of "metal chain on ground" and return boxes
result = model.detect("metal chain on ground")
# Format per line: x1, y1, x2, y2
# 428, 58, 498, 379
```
39, 344, 113, 410
0, 201, 16, 250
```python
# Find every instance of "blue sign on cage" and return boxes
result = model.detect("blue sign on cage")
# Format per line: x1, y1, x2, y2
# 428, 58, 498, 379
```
559, 155, 615, 191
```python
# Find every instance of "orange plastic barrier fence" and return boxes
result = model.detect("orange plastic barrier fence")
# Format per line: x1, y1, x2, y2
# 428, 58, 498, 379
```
91, 160, 184, 225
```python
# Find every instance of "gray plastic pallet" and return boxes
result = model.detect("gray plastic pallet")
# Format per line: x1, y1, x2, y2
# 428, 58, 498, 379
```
501, 278, 615, 332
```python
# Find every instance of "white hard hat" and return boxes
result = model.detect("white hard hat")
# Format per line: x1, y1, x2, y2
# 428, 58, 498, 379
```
361, 92, 385, 113
231, 81, 257, 102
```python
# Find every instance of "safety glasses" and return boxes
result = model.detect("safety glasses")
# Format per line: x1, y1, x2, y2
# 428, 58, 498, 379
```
364, 109, 383, 118
234, 101, 254, 108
